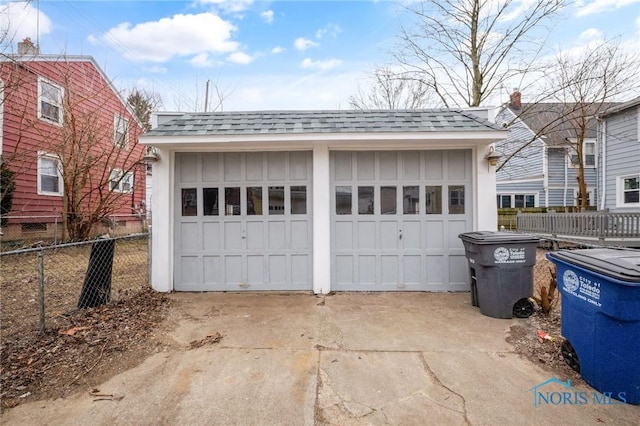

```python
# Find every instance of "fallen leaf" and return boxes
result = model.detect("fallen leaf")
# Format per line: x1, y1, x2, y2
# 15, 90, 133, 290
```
59, 326, 90, 336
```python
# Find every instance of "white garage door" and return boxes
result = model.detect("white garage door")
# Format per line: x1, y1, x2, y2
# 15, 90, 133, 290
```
331, 150, 472, 291
174, 152, 312, 291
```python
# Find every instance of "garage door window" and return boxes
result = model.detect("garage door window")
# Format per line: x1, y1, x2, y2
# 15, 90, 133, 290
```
336, 186, 352, 215
358, 186, 374, 214
449, 186, 465, 214
203, 188, 219, 215
225, 187, 241, 215
181, 188, 197, 216
247, 187, 263, 215
269, 186, 285, 214
425, 186, 442, 214
291, 186, 307, 214
381, 186, 397, 214
403, 186, 419, 214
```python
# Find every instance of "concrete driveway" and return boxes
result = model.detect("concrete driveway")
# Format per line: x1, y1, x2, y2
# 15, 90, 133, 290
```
3, 292, 638, 425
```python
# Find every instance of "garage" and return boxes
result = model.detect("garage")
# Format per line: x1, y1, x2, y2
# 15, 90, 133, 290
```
142, 109, 506, 293
331, 150, 471, 291
174, 151, 313, 290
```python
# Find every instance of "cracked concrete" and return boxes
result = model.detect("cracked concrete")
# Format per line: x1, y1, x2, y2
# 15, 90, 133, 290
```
2, 292, 638, 425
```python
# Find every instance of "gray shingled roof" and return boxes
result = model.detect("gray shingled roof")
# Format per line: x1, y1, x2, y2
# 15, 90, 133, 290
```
508, 103, 614, 145
145, 110, 502, 137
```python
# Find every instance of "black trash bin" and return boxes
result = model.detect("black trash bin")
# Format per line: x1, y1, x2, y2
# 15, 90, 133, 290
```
459, 231, 539, 319
547, 248, 640, 405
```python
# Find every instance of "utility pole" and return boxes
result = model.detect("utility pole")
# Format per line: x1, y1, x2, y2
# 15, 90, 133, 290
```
204, 79, 210, 112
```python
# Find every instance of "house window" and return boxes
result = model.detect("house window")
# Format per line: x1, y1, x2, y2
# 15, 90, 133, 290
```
109, 169, 133, 193
618, 176, 640, 206
37, 153, 63, 196
496, 194, 536, 208
569, 140, 596, 168
38, 78, 63, 125
114, 115, 129, 148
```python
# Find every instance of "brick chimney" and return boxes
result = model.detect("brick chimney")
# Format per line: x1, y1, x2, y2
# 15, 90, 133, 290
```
510, 89, 521, 110
18, 38, 39, 56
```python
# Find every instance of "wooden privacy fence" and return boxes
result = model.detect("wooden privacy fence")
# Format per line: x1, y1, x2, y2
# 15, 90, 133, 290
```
517, 211, 640, 246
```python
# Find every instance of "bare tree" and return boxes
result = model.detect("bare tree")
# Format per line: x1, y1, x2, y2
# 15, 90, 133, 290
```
393, 0, 566, 107
497, 39, 639, 210
543, 39, 639, 210
349, 67, 433, 110
1, 57, 145, 240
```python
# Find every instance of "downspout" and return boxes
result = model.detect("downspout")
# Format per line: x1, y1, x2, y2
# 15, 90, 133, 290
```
563, 148, 568, 209
543, 144, 549, 207
599, 119, 607, 210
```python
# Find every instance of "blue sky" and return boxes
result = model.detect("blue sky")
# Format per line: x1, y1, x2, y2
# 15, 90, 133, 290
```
1, 0, 639, 111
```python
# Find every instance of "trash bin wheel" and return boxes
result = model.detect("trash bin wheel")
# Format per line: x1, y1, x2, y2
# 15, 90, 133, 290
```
512, 298, 534, 318
561, 340, 580, 373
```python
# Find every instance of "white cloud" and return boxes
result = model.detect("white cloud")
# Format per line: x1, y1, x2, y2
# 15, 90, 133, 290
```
261, 10, 274, 24
301, 58, 342, 71
294, 37, 319, 51
0, 1, 52, 48
198, 0, 254, 14
99, 13, 238, 63
576, 0, 640, 17
227, 51, 253, 64
315, 23, 341, 39
144, 65, 168, 74
579, 28, 604, 40
271, 46, 285, 54
190, 53, 220, 68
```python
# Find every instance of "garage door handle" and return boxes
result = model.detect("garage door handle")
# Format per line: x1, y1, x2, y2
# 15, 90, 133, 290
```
399, 229, 403, 240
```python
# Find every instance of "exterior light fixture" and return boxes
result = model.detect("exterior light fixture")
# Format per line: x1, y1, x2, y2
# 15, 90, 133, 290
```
485, 146, 502, 167
143, 147, 159, 163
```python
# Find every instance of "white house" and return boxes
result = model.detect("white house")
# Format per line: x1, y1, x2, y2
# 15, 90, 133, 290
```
141, 110, 506, 294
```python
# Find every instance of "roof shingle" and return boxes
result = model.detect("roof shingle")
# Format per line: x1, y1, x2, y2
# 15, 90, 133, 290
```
145, 109, 502, 137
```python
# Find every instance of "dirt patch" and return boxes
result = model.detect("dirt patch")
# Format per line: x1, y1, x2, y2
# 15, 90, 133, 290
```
0, 287, 171, 411
506, 249, 582, 382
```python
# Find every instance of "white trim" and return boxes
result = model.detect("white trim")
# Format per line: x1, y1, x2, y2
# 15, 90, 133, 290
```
542, 144, 549, 207
616, 175, 640, 208
566, 138, 596, 169
37, 77, 64, 126
496, 193, 538, 208
312, 144, 331, 294
113, 114, 129, 148
37, 152, 63, 196
141, 131, 507, 147
600, 120, 607, 210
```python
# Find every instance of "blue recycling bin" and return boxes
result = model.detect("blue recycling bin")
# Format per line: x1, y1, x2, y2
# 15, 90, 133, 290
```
547, 248, 640, 405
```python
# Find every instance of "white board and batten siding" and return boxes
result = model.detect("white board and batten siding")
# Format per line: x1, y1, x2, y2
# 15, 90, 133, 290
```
174, 152, 313, 291
330, 150, 472, 291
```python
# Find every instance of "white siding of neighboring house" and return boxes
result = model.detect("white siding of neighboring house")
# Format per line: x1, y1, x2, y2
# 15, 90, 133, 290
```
603, 106, 640, 212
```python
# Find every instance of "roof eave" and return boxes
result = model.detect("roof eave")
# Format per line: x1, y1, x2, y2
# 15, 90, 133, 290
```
140, 130, 507, 146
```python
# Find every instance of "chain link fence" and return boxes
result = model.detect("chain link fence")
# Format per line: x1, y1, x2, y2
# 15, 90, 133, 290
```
0, 233, 150, 337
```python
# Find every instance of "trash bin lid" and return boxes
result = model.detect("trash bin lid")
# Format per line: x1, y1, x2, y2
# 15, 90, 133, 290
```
548, 249, 640, 283
458, 231, 540, 244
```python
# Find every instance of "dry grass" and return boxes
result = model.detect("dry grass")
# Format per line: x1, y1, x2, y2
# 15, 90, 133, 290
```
0, 237, 148, 339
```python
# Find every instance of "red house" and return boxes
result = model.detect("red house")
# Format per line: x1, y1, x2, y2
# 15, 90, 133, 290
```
0, 40, 146, 242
